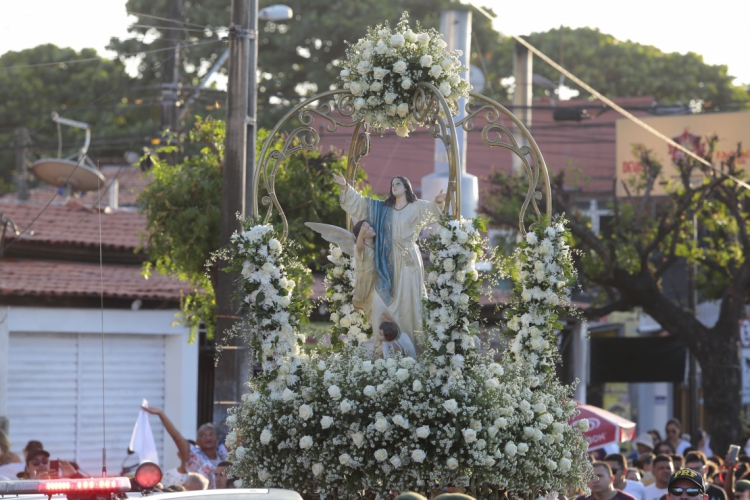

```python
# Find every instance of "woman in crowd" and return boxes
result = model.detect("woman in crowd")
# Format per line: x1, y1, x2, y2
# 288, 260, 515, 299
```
142, 406, 227, 486
0, 430, 21, 466
665, 418, 691, 455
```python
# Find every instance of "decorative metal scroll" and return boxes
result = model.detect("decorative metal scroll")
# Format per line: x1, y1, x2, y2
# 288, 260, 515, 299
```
254, 87, 550, 242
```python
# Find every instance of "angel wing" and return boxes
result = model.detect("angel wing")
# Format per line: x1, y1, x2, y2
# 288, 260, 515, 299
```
305, 222, 356, 256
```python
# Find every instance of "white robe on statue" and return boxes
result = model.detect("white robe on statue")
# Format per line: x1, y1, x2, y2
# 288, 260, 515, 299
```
340, 187, 442, 352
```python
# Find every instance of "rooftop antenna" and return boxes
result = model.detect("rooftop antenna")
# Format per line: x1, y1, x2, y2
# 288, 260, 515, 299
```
30, 112, 105, 198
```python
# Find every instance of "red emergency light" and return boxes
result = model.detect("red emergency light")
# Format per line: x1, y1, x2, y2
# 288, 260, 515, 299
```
0, 476, 131, 496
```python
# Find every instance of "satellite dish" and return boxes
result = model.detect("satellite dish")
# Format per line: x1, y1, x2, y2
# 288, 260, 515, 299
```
31, 158, 105, 192
469, 65, 486, 93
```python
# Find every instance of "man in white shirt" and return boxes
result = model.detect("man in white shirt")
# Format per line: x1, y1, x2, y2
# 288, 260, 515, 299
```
606, 453, 647, 500
644, 455, 675, 500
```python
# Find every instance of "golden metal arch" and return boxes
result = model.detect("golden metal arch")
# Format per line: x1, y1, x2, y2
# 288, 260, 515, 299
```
253, 87, 550, 242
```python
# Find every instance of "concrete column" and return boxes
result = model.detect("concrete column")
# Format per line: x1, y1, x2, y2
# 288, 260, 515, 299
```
421, 9, 478, 218
512, 42, 532, 173
573, 320, 588, 402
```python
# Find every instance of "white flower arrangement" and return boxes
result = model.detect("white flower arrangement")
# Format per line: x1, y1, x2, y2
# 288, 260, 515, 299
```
225, 216, 591, 498
227, 222, 310, 397
338, 12, 472, 136
323, 243, 372, 345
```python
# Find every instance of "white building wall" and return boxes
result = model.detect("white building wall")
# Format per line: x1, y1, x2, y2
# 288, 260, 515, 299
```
0, 307, 197, 473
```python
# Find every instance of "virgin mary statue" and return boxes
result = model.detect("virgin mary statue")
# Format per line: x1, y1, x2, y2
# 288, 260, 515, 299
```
333, 173, 446, 351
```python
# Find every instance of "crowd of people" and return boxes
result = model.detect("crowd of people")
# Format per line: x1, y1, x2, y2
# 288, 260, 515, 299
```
579, 418, 750, 500
0, 407, 234, 491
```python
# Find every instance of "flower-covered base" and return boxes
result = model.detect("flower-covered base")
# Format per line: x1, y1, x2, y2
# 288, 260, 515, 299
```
223, 215, 592, 499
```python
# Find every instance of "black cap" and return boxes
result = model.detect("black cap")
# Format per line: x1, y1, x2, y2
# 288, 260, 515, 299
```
26, 449, 50, 464
669, 468, 705, 492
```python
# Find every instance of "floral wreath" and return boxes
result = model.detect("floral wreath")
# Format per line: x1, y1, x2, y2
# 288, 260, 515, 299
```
338, 12, 472, 136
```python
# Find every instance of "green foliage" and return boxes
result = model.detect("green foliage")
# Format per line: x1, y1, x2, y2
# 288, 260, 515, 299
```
482, 27, 748, 106
0, 44, 155, 186
138, 117, 368, 337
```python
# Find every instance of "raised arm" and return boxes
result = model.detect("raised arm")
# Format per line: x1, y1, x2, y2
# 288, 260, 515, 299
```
142, 406, 191, 462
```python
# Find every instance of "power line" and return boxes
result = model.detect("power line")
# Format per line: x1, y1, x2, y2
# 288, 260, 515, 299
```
127, 11, 215, 30
0, 39, 222, 71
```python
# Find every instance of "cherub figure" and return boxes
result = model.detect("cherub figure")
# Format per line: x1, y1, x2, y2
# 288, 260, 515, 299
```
375, 316, 416, 359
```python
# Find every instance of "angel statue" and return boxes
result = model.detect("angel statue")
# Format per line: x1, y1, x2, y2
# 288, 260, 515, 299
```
332, 173, 446, 352
305, 219, 377, 320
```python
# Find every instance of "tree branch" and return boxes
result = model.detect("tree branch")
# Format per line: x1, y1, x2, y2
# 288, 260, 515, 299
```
582, 297, 632, 320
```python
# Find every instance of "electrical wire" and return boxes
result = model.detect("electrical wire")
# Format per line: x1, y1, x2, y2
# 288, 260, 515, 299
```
467, 1, 750, 191
0, 39, 222, 71
127, 11, 216, 30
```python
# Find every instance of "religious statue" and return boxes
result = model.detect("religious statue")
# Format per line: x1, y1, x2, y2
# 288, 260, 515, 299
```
332, 173, 446, 351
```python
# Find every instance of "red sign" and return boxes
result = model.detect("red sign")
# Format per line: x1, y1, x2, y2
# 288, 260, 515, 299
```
570, 402, 637, 451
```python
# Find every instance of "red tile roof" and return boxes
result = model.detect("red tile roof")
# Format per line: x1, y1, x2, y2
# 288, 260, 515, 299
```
316, 96, 654, 197
2, 164, 149, 207
0, 198, 146, 252
0, 257, 190, 301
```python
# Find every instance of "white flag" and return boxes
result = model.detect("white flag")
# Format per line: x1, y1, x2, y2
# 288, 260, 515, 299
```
129, 398, 159, 465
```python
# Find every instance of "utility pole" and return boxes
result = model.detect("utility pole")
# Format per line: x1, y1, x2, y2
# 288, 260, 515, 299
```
161, 0, 182, 162
688, 214, 700, 444
512, 41, 532, 173
15, 127, 29, 201
213, 0, 254, 431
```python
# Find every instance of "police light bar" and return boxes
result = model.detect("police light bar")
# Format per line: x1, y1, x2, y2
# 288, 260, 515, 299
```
0, 477, 131, 495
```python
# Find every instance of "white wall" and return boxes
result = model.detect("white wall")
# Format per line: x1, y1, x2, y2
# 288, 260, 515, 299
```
0, 307, 197, 471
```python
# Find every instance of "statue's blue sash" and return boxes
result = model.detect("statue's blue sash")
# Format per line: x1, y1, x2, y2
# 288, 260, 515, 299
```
365, 198, 394, 306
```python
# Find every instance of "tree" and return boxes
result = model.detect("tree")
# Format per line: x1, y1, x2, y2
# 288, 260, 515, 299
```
138, 117, 368, 336
110, 0, 508, 126
482, 141, 749, 455
482, 27, 748, 107
0, 45, 155, 188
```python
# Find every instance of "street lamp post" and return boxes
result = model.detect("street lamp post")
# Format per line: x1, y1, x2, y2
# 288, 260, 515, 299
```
213, 0, 292, 431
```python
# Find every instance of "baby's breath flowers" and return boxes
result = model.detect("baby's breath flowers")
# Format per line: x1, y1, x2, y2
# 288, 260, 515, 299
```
339, 12, 472, 135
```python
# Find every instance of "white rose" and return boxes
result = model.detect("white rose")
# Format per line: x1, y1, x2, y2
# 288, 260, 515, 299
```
225, 415, 236, 427
282, 388, 296, 402
225, 430, 238, 449
340, 69, 350, 80
485, 378, 500, 390
488, 426, 499, 437
339, 453, 352, 466
446, 341, 455, 353
395, 368, 409, 381
390, 34, 405, 46
577, 418, 590, 431
525, 232, 538, 245
363, 385, 377, 397
312, 463, 324, 476
361, 360, 374, 373
384, 91, 397, 104
412, 380, 423, 392
392, 415, 409, 429
518, 442, 529, 454
504, 442, 517, 457
429, 65, 443, 78
268, 238, 281, 252
428, 271, 438, 284
437, 39, 448, 49
375, 417, 390, 433
392, 60, 407, 74
401, 78, 412, 89
395, 126, 410, 138
396, 102, 409, 117
351, 432, 365, 447
349, 81, 364, 96
443, 399, 458, 414
354, 97, 366, 110
411, 449, 426, 463
417, 33, 430, 45
444, 259, 455, 272
320, 416, 334, 429
559, 458, 572, 471
449, 73, 461, 85
328, 385, 341, 399
420, 54, 433, 67
256, 471, 268, 482
362, 49, 372, 60
485, 457, 496, 467
278, 295, 291, 307
447, 458, 459, 469
471, 420, 482, 431
234, 446, 246, 459
339, 400, 353, 413
374, 449, 388, 462
299, 435, 313, 449
462, 428, 477, 443
299, 404, 314, 420
370, 81, 383, 92
260, 428, 272, 445
439, 81, 452, 96
494, 416, 508, 428
520, 400, 531, 411
390, 455, 402, 468
440, 57, 454, 70
317, 360, 326, 371
416, 425, 430, 439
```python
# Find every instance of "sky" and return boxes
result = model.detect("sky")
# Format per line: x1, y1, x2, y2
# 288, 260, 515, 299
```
0, 0, 748, 86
